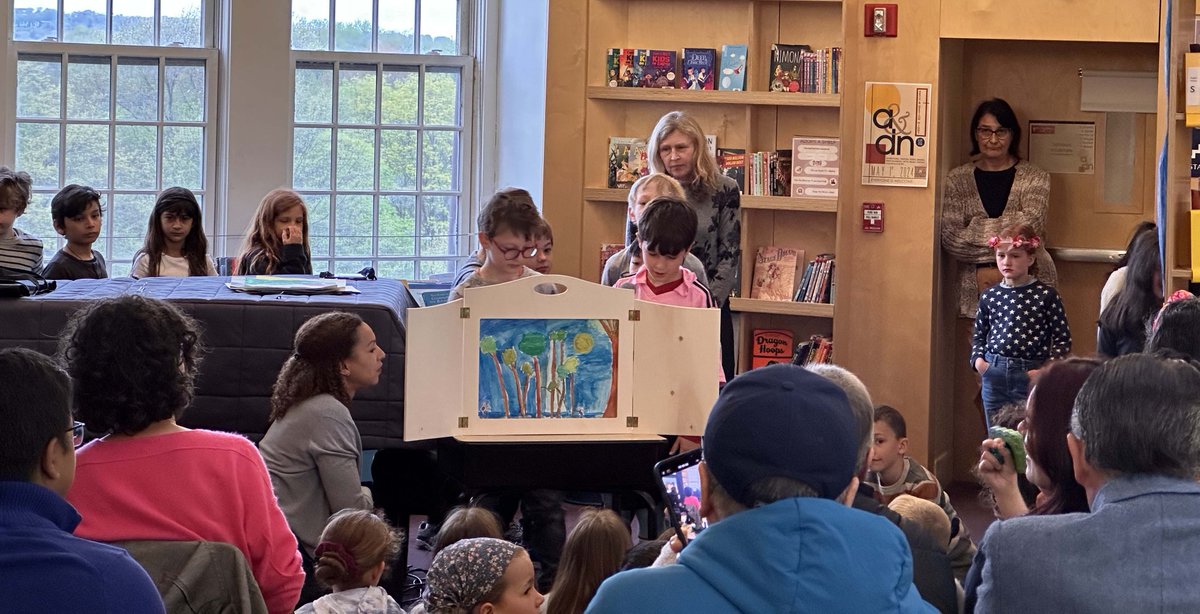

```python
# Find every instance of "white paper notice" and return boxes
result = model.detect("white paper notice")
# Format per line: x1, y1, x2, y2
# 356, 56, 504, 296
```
1028, 121, 1095, 175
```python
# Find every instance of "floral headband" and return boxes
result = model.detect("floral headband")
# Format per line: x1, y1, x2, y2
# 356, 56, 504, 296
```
988, 235, 1041, 249
1151, 290, 1195, 332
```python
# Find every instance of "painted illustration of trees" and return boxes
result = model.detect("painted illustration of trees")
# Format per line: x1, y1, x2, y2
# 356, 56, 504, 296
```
480, 336, 510, 418
596, 320, 620, 417
520, 362, 535, 418
518, 332, 548, 417
547, 329, 567, 417
502, 348, 522, 417
561, 356, 580, 416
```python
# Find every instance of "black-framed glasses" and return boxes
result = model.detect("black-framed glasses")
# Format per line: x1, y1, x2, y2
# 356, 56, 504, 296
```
499, 245, 540, 261
975, 127, 1011, 141
68, 421, 86, 448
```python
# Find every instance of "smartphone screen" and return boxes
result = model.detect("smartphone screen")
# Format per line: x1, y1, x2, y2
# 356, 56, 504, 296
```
654, 449, 708, 544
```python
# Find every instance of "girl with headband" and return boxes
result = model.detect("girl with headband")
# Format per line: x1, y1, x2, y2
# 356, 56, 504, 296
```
296, 509, 404, 613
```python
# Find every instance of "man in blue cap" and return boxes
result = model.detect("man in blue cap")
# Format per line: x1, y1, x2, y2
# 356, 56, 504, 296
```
587, 363, 935, 613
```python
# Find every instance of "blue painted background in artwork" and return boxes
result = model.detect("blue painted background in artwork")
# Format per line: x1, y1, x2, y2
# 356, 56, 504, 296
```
478, 318, 616, 419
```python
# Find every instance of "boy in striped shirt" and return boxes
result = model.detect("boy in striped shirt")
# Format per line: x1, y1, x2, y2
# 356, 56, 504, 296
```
0, 167, 42, 275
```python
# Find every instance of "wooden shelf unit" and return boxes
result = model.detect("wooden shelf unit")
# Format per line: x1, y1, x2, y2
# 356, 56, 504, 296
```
586, 86, 840, 107
584, 187, 838, 213
730, 298, 834, 317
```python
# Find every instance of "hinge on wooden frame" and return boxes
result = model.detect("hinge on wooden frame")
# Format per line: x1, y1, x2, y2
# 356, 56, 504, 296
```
458, 417, 469, 428
460, 307, 470, 318
626, 417, 638, 428
628, 309, 640, 321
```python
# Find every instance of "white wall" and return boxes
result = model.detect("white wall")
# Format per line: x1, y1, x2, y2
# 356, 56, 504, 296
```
488, 0, 548, 206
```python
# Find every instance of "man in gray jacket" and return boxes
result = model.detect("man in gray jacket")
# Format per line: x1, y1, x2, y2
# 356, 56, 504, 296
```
967, 352, 1200, 613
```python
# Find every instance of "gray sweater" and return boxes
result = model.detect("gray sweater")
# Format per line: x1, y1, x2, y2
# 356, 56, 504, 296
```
258, 394, 373, 556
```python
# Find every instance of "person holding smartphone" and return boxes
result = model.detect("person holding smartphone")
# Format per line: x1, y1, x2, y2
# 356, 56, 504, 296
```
587, 364, 935, 613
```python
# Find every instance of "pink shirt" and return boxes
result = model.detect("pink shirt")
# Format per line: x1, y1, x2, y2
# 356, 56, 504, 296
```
67, 430, 305, 614
617, 266, 725, 384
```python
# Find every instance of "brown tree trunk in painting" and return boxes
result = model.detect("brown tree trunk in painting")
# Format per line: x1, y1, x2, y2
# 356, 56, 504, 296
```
549, 339, 558, 417
601, 319, 619, 418
533, 357, 543, 418
491, 355, 511, 417
507, 363, 524, 418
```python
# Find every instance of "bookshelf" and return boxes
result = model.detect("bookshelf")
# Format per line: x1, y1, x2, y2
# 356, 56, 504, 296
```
572, 0, 845, 373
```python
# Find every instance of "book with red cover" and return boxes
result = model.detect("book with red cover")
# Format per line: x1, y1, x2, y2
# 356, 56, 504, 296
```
599, 242, 624, 278
751, 329, 795, 369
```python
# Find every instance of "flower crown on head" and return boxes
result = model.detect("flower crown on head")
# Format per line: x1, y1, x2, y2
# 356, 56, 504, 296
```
988, 234, 1042, 250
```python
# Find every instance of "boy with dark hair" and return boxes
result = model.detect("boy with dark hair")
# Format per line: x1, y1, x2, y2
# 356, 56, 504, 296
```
868, 404, 975, 581
0, 347, 164, 613
449, 187, 544, 300
0, 166, 42, 274
42, 184, 108, 280
615, 196, 714, 308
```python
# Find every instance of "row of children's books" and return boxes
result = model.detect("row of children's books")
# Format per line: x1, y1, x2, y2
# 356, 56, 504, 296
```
749, 329, 833, 368
607, 46, 746, 90
723, 137, 840, 199
604, 44, 841, 94
750, 246, 834, 304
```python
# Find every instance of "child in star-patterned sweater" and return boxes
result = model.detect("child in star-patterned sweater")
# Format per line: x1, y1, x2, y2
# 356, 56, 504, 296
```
972, 223, 1071, 427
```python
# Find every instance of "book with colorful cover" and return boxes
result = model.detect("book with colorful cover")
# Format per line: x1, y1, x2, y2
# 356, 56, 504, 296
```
639, 50, 677, 88
718, 148, 746, 192
750, 246, 801, 301
608, 137, 647, 189
791, 136, 840, 199
599, 242, 624, 278
751, 329, 795, 369
719, 44, 747, 91
605, 48, 625, 87
770, 44, 813, 92
772, 149, 792, 196
682, 48, 717, 90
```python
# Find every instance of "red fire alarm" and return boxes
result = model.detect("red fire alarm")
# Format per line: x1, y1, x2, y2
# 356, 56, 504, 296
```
863, 202, 884, 232
864, 4, 898, 37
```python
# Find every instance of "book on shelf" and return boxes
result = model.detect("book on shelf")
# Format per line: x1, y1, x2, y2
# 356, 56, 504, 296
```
770, 44, 842, 94
641, 50, 678, 88
793, 335, 833, 366
717, 148, 746, 192
791, 136, 840, 200
608, 137, 648, 189
705, 134, 717, 159
772, 149, 792, 197
742, 150, 793, 197
682, 48, 717, 90
719, 44, 747, 91
606, 48, 641, 87
750, 246, 802, 302
794, 253, 835, 304
599, 242, 624, 278
751, 329, 795, 370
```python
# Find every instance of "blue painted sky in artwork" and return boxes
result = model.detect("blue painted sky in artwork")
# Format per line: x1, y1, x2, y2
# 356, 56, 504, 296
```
478, 318, 616, 419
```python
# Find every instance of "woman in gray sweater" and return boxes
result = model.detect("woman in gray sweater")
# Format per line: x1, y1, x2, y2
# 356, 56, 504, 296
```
259, 311, 384, 558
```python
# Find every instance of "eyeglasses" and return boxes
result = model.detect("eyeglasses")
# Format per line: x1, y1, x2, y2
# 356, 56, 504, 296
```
68, 421, 86, 448
975, 127, 1011, 141
498, 245, 540, 261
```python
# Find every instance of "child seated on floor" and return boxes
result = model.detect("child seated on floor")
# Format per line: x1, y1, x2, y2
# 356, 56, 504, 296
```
432, 505, 505, 556
42, 184, 107, 280
0, 167, 42, 275
449, 188, 545, 301
888, 494, 964, 611
296, 509, 404, 614
868, 404, 976, 581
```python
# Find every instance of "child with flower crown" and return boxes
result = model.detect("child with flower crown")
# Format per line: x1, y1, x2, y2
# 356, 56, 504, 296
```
971, 222, 1071, 427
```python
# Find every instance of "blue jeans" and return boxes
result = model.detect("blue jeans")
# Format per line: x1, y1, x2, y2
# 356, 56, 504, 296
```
980, 353, 1042, 429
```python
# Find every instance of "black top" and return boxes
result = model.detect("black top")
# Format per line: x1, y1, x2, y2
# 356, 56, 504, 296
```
973, 166, 1018, 218
237, 243, 312, 275
42, 248, 108, 280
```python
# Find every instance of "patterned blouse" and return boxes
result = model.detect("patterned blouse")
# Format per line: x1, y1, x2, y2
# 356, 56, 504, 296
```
686, 174, 742, 305
971, 280, 1072, 365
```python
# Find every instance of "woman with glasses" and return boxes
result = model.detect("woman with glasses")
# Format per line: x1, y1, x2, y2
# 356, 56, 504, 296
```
59, 295, 305, 614
941, 98, 1056, 320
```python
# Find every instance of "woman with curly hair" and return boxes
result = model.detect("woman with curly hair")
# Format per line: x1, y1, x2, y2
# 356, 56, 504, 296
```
259, 312, 384, 562
61, 295, 304, 614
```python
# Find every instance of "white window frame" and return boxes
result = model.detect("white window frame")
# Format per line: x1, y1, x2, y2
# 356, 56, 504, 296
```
4, 1, 218, 274
289, 1, 476, 278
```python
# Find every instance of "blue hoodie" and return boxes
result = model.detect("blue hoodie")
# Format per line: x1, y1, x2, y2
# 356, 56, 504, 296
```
587, 496, 936, 613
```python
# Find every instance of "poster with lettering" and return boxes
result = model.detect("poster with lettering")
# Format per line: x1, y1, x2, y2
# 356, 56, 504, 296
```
861, 82, 932, 188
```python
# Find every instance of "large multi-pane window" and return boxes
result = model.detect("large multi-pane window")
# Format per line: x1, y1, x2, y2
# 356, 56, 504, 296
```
11, 0, 214, 276
291, 0, 472, 279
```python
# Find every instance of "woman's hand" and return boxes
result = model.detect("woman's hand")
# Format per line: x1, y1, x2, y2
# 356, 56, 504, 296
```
977, 437, 1028, 519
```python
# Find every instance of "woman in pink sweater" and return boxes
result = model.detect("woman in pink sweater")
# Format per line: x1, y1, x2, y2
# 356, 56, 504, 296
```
61, 296, 305, 614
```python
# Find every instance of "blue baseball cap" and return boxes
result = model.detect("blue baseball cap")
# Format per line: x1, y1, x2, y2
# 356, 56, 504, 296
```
703, 363, 859, 504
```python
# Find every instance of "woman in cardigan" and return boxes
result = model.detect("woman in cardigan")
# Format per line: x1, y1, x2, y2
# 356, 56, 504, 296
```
941, 98, 1056, 318
648, 110, 741, 378
259, 311, 383, 562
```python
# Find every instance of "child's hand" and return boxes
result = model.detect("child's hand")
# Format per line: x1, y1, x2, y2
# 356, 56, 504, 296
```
280, 226, 303, 245
974, 357, 990, 374
1026, 368, 1040, 381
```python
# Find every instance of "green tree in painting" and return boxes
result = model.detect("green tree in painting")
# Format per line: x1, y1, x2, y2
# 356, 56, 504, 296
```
502, 347, 521, 418
520, 362, 535, 418
547, 329, 567, 417
518, 332, 548, 417
480, 336, 510, 418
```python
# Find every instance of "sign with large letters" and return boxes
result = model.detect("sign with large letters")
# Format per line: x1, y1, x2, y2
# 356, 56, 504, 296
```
862, 81, 932, 188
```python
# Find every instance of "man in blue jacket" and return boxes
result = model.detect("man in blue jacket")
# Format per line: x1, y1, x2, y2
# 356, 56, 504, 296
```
0, 348, 164, 613
587, 363, 935, 613
967, 352, 1200, 613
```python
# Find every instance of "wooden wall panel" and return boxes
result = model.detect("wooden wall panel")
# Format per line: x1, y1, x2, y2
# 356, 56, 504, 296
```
941, 0, 1159, 43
